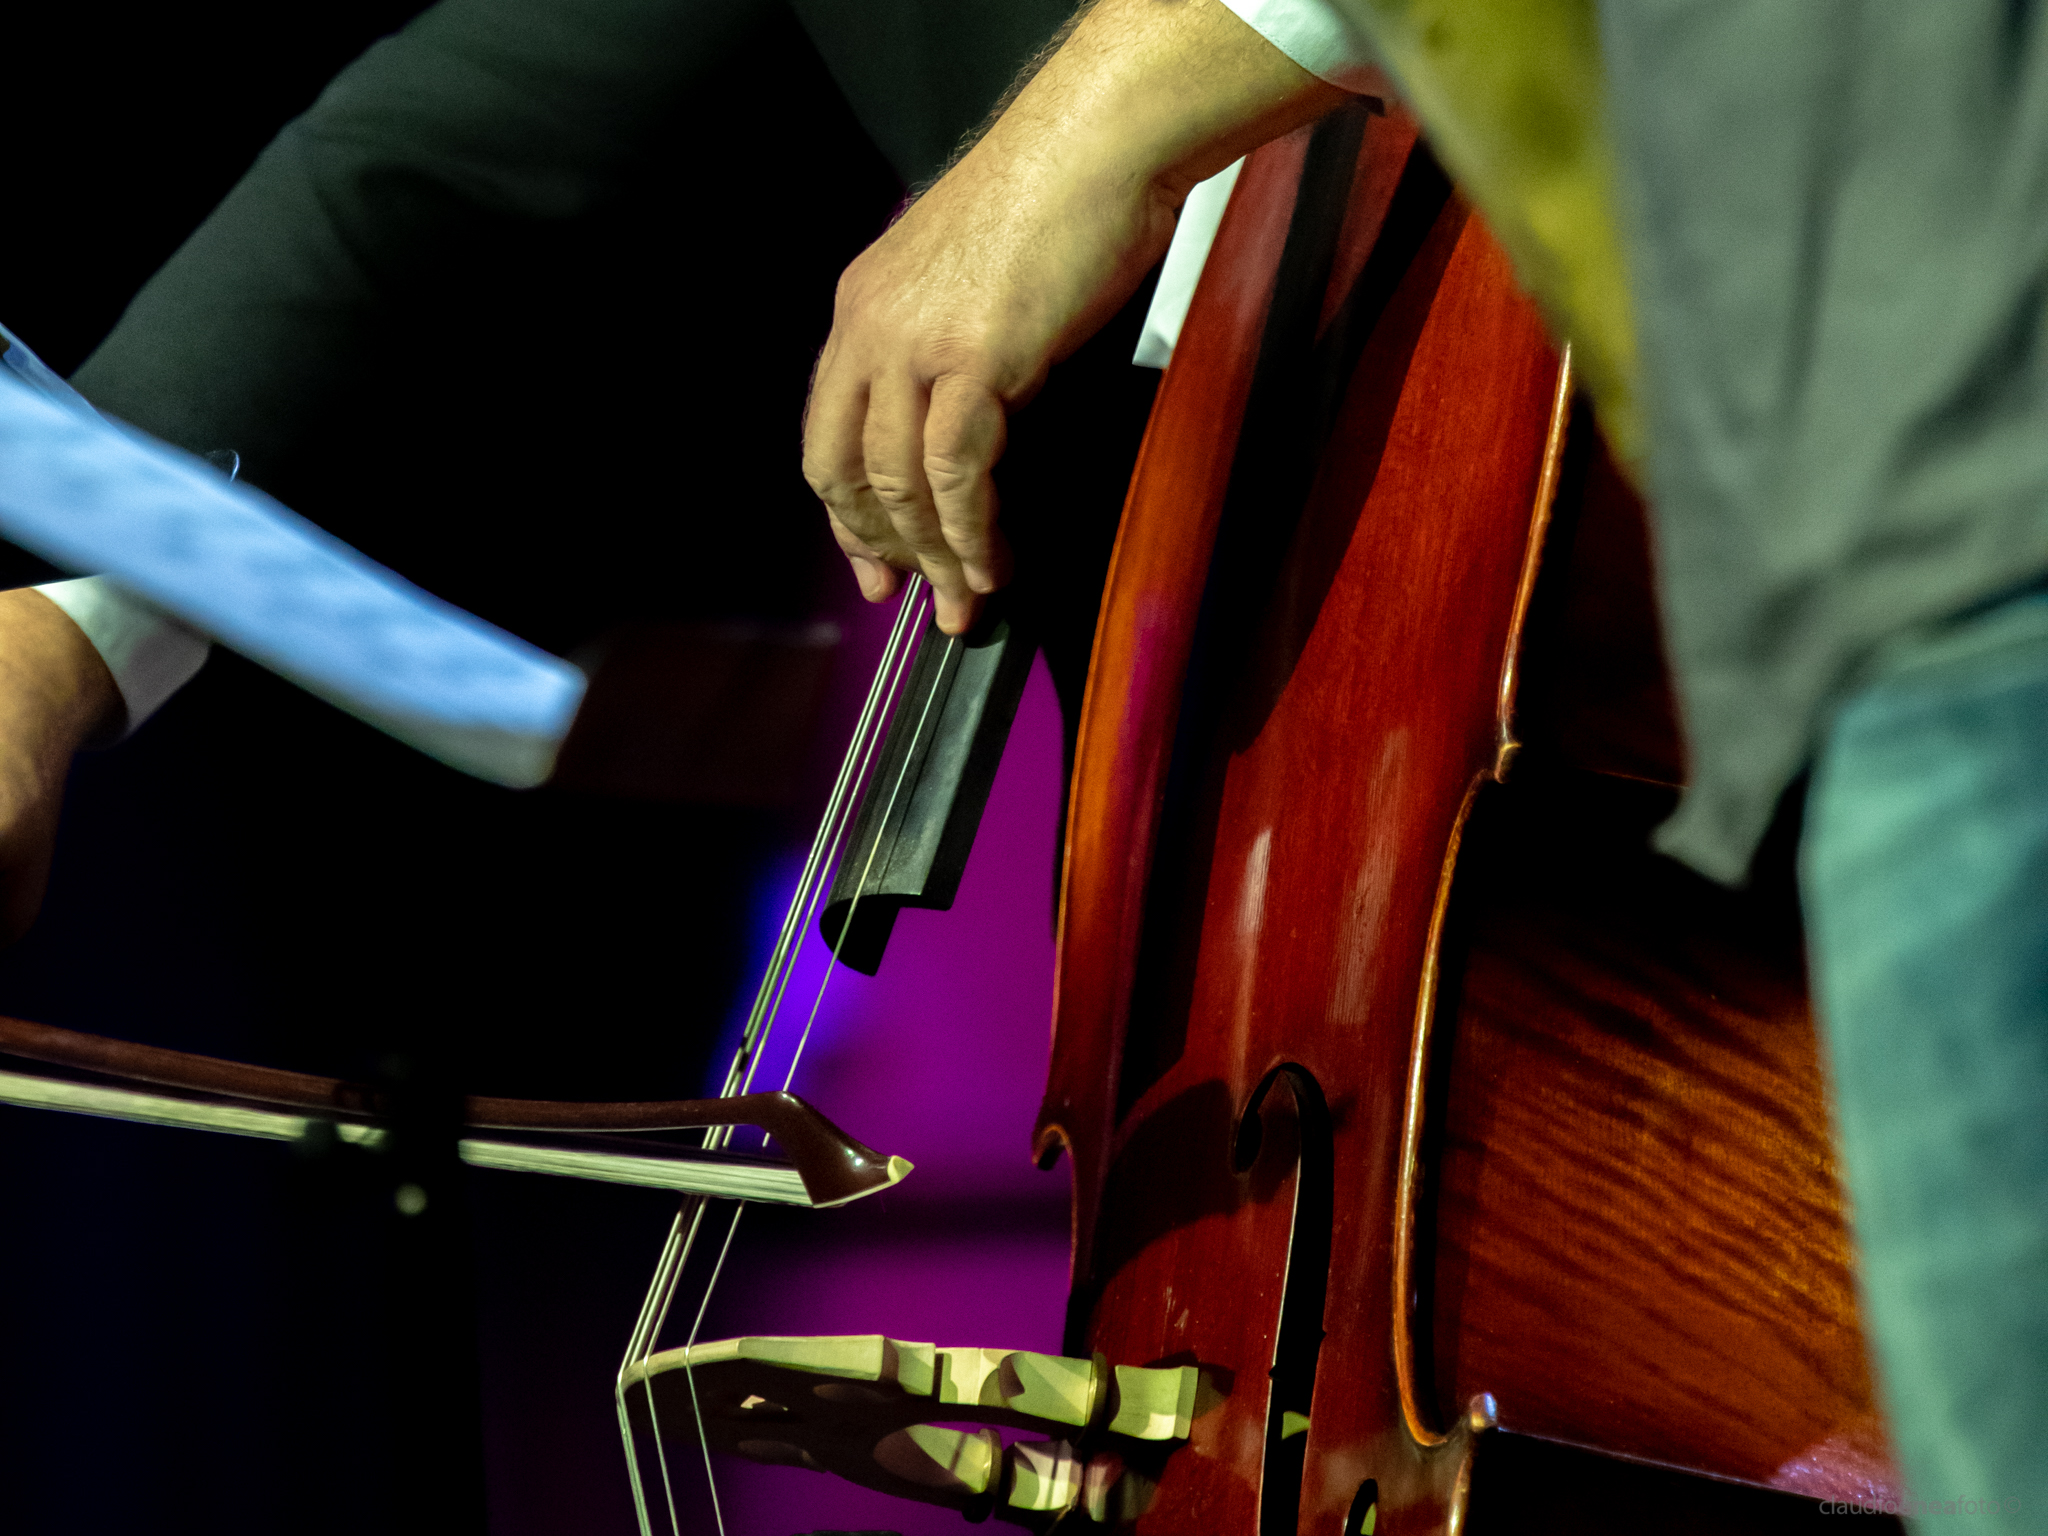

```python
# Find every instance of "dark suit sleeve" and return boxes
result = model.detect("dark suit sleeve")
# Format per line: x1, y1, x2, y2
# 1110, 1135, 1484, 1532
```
71, 0, 773, 482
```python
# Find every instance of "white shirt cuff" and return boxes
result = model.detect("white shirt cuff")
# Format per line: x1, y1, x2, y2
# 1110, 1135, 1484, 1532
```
35, 576, 211, 736
1216, 0, 1380, 92
1135, 158, 1248, 368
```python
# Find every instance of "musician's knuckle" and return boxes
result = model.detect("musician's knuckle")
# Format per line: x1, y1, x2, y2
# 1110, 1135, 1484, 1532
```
891, 521, 950, 558
936, 522, 990, 560
831, 255, 878, 313
803, 460, 858, 509
825, 516, 875, 556
867, 471, 924, 513
923, 335, 984, 379
922, 452, 979, 499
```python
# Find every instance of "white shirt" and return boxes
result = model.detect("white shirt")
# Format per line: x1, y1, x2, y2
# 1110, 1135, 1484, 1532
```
1133, 0, 1375, 368
35, 576, 210, 734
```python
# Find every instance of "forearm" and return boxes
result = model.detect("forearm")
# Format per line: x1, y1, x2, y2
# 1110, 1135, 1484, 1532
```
973, 0, 1346, 230
860, 0, 1350, 403
805, 0, 1349, 630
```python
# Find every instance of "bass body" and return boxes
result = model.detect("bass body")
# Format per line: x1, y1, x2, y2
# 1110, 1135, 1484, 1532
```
1036, 99, 1901, 1534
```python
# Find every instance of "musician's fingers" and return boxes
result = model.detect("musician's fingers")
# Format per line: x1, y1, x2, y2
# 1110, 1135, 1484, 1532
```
802, 357, 899, 584
863, 373, 976, 622
925, 375, 1012, 618
827, 509, 901, 603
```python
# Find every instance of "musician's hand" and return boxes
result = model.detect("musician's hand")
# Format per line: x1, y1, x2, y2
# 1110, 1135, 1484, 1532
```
803, 0, 1345, 633
805, 113, 1173, 634
0, 588, 122, 943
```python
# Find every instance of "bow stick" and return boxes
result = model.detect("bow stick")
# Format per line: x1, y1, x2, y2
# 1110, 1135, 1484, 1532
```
0, 1013, 910, 1208
0, 322, 920, 1199
0, 320, 1027, 1528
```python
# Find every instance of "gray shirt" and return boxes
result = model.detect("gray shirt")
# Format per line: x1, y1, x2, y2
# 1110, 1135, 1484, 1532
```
1234, 0, 2048, 883
1602, 2, 2048, 881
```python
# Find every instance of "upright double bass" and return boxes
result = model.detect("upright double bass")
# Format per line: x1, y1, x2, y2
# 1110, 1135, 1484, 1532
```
641, 98, 1903, 1532
1037, 98, 1899, 1532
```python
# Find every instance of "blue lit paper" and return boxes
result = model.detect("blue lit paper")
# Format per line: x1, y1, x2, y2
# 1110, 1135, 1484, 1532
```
0, 333, 585, 786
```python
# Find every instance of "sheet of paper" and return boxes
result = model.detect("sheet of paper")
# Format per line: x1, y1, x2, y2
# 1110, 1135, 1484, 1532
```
0, 327, 585, 786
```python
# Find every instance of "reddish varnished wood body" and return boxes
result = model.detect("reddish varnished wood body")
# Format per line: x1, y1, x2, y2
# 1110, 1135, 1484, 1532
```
1425, 447, 1896, 1501
1039, 109, 1899, 1533
1041, 106, 1559, 1532
1429, 771, 1894, 1497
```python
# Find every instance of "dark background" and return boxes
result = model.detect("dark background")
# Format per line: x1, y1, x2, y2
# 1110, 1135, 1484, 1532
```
0, 2, 1154, 1531
0, 4, 895, 1531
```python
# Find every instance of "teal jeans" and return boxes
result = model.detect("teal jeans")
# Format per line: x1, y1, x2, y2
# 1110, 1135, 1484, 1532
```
1804, 588, 2048, 1530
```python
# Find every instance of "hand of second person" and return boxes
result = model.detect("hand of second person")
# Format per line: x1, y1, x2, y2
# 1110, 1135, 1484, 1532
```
801, 0, 1346, 633
0, 588, 122, 943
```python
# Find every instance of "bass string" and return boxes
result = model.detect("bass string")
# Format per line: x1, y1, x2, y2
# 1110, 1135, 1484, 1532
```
614, 614, 921, 1536
617, 1183, 721, 1536
680, 1206, 748, 1536
625, 569, 929, 1364
614, 1202, 689, 1519
775, 626, 961, 1097
730, 581, 939, 1108
617, 576, 953, 1536
665, 621, 963, 1533
713, 579, 932, 1108
632, 592, 928, 1523
674, 594, 963, 1528
675, 583, 947, 1530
